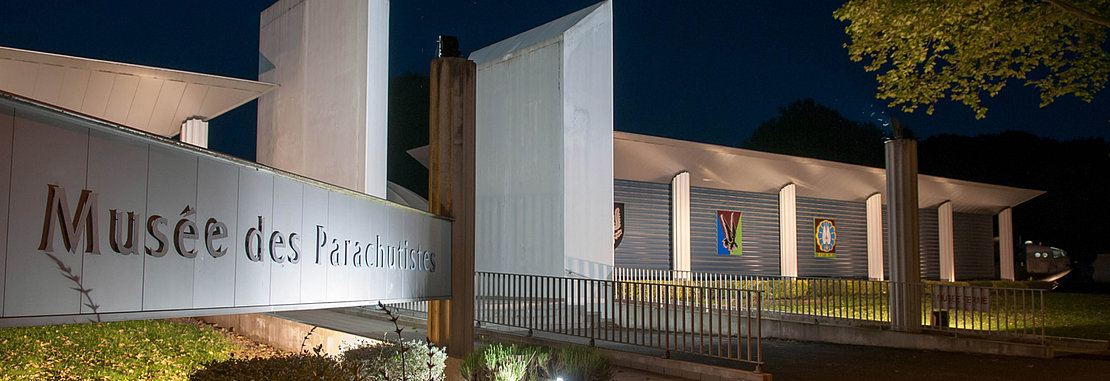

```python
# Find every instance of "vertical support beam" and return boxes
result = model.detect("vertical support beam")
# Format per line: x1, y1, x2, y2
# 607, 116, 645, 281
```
998, 207, 1015, 281
671, 171, 691, 274
426, 56, 476, 362
938, 201, 955, 282
180, 118, 208, 148
779, 183, 797, 277
885, 137, 921, 333
866, 193, 884, 281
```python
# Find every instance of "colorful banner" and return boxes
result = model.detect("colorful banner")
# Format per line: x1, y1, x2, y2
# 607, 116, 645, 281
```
614, 203, 625, 249
814, 218, 837, 258
716, 210, 742, 256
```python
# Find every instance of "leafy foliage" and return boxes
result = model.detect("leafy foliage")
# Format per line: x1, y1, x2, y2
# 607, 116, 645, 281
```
0, 320, 237, 380
549, 346, 612, 381
190, 353, 351, 380
742, 98, 889, 167
342, 338, 447, 381
835, 0, 1110, 118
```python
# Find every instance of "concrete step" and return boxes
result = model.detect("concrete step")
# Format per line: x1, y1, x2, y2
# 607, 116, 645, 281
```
1046, 336, 1110, 357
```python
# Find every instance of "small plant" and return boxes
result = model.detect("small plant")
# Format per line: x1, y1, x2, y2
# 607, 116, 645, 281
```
301, 325, 324, 356
460, 343, 551, 381
191, 353, 350, 380
342, 338, 447, 381
550, 345, 612, 381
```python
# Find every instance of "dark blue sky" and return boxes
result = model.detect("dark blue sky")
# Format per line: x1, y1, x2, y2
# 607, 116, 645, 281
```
2, 0, 1107, 160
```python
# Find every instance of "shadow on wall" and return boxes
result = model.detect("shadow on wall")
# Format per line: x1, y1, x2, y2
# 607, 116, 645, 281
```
566, 257, 613, 280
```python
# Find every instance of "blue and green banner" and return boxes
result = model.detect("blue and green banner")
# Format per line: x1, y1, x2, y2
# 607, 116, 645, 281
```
716, 210, 742, 256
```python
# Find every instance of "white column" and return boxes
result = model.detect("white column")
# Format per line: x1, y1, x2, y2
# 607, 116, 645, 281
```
938, 201, 955, 282
779, 183, 797, 277
671, 172, 691, 273
999, 207, 1015, 280
866, 193, 884, 281
180, 118, 208, 148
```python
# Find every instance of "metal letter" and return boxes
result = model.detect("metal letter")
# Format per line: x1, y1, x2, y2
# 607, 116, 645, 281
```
38, 184, 100, 254
109, 209, 140, 255
145, 215, 168, 257
174, 218, 198, 258
205, 218, 229, 258
269, 231, 286, 263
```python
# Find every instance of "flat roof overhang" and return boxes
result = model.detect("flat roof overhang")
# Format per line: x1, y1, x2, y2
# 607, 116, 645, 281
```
0, 46, 276, 137
614, 132, 1044, 214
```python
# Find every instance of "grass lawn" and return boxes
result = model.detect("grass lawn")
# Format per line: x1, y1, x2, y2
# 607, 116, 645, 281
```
0, 319, 238, 380
620, 280, 1110, 340
1042, 292, 1110, 340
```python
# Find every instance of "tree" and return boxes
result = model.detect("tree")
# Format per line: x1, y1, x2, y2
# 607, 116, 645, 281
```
742, 99, 889, 167
834, 0, 1110, 118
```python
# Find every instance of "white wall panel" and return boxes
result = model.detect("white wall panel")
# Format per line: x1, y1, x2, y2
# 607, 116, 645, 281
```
300, 184, 329, 303
270, 176, 303, 305
142, 146, 197, 311
83, 130, 147, 313
561, 0, 614, 280
382, 202, 405, 300
346, 195, 372, 301
0, 95, 452, 326
234, 168, 274, 307
0, 104, 12, 315
325, 192, 354, 302
5, 109, 88, 316
779, 183, 798, 277
194, 158, 238, 308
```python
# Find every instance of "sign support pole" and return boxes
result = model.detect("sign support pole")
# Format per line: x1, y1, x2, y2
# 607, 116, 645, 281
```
885, 121, 922, 333
426, 45, 476, 379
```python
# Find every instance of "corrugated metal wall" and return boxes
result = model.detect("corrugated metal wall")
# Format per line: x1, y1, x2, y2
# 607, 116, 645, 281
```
689, 186, 781, 275
954, 212, 995, 280
613, 180, 672, 269
613, 180, 994, 280
796, 197, 868, 278
882, 207, 941, 280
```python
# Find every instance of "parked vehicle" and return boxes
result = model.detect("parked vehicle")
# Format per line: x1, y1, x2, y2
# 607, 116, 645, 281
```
1017, 241, 1071, 281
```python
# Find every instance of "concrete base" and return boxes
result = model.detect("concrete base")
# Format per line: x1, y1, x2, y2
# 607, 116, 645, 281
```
761, 317, 1052, 358
200, 313, 380, 357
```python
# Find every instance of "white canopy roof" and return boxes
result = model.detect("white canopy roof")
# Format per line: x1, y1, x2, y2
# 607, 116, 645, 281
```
614, 132, 1043, 214
0, 46, 275, 137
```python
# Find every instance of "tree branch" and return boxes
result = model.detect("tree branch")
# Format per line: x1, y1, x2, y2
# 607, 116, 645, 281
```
1044, 0, 1110, 29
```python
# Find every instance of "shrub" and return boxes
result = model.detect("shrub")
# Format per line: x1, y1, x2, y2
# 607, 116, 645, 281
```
343, 338, 447, 381
460, 343, 551, 381
549, 345, 611, 381
190, 353, 350, 380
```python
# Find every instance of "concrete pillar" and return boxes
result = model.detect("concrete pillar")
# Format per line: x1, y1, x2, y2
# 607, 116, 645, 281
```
779, 183, 798, 277
866, 193, 884, 281
425, 56, 476, 364
999, 208, 1015, 280
938, 201, 955, 282
180, 118, 208, 148
885, 137, 921, 332
671, 171, 691, 274
257, 0, 389, 197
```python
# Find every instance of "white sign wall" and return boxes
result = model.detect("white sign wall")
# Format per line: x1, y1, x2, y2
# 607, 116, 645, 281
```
0, 97, 451, 327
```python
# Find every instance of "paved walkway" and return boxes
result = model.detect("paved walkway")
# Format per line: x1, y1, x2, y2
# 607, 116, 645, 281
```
274, 308, 1110, 381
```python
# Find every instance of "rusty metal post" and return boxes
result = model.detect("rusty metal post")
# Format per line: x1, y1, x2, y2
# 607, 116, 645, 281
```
426, 37, 476, 372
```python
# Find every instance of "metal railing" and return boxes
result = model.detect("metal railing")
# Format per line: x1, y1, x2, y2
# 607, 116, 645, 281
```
612, 267, 1045, 342
475, 271, 764, 371
384, 301, 428, 318
920, 282, 1045, 342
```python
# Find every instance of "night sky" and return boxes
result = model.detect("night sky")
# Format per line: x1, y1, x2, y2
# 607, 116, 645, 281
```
2, 0, 1107, 161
